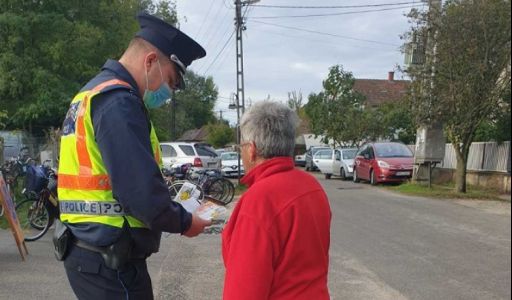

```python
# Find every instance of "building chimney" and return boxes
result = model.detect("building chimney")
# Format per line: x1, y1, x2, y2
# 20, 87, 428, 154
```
388, 71, 395, 81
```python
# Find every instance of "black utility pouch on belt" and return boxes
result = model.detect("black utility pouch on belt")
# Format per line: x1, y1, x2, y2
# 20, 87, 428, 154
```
53, 219, 73, 261
100, 227, 134, 270
73, 221, 135, 270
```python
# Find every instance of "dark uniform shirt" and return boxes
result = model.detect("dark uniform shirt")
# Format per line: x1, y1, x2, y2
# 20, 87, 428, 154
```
67, 59, 192, 255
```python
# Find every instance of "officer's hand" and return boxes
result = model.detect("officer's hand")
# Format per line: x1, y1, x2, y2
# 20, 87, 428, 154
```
183, 213, 212, 237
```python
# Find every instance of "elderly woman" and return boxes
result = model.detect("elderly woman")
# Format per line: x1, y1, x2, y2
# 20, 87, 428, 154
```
222, 101, 332, 300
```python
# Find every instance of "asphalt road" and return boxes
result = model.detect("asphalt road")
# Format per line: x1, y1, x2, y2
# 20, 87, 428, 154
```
0, 171, 510, 299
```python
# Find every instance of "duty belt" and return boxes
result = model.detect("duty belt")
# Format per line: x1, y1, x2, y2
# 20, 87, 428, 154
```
60, 201, 125, 216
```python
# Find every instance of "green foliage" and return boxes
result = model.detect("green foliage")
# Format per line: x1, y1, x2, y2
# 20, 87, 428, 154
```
287, 90, 311, 135
0, 110, 7, 129
305, 65, 415, 146
373, 101, 417, 145
404, 0, 511, 192
305, 65, 367, 147
150, 72, 218, 141
474, 89, 511, 143
0, 0, 177, 135
206, 122, 235, 148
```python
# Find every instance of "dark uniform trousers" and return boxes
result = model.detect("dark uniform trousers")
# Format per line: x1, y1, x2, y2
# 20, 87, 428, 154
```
64, 244, 153, 300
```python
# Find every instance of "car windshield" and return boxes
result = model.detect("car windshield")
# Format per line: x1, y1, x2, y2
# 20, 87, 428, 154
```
374, 143, 413, 158
195, 144, 218, 157
221, 152, 239, 161
312, 147, 329, 155
342, 150, 357, 160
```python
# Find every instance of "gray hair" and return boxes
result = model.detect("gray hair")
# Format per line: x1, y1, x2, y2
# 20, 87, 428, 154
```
240, 101, 299, 158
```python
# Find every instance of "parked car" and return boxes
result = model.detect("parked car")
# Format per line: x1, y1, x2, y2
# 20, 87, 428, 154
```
305, 146, 330, 171
220, 152, 244, 177
294, 152, 306, 167
160, 142, 221, 170
353, 142, 414, 185
314, 148, 358, 180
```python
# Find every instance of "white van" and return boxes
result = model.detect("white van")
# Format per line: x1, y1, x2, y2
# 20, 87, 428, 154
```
313, 148, 358, 180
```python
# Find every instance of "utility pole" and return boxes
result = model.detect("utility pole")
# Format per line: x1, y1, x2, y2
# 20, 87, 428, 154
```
229, 93, 242, 183
235, 0, 260, 115
233, 0, 259, 183
412, 0, 444, 185
171, 95, 177, 141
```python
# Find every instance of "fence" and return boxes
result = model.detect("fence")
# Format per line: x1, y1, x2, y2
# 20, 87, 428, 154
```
0, 130, 60, 167
409, 141, 511, 173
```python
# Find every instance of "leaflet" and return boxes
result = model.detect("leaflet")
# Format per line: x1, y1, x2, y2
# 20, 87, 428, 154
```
174, 182, 227, 221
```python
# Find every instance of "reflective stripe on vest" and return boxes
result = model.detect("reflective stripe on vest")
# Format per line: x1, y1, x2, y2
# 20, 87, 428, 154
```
58, 79, 162, 228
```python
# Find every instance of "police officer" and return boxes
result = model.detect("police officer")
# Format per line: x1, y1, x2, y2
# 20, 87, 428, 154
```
57, 12, 210, 299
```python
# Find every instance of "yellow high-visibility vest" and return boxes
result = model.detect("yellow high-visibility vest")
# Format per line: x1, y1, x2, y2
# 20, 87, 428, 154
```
58, 79, 163, 228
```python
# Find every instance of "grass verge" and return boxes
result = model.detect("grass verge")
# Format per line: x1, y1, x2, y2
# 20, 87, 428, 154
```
234, 184, 247, 196
385, 182, 507, 201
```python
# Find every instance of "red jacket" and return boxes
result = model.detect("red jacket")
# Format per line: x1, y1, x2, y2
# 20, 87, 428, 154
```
222, 157, 331, 300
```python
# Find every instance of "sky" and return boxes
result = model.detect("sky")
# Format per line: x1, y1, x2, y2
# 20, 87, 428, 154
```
175, 0, 428, 124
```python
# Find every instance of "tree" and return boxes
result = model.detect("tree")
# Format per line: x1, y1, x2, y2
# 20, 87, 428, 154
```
150, 72, 218, 141
374, 101, 417, 145
474, 88, 511, 143
0, 110, 6, 129
305, 65, 369, 147
404, 0, 511, 192
287, 90, 311, 135
0, 0, 177, 135
206, 122, 235, 148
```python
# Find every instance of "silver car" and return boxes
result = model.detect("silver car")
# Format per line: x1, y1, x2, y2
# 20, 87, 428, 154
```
313, 148, 358, 180
220, 152, 244, 177
160, 142, 221, 170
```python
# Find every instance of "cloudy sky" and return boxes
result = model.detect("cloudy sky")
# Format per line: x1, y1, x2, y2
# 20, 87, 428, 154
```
175, 0, 427, 124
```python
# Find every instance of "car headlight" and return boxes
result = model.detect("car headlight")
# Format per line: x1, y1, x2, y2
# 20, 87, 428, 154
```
378, 160, 390, 168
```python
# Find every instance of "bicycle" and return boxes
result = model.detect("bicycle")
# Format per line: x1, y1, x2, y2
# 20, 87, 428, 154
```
163, 165, 205, 202
0, 153, 34, 217
186, 168, 235, 205
15, 161, 59, 242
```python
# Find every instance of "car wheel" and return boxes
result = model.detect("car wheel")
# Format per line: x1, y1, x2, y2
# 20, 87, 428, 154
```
353, 169, 360, 183
340, 168, 346, 181
370, 170, 378, 186
325, 174, 332, 180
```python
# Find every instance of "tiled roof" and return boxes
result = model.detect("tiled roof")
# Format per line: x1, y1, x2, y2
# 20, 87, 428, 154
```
178, 126, 209, 142
353, 79, 410, 106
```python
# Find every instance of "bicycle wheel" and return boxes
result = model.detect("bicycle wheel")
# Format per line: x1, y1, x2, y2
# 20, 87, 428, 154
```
168, 181, 204, 202
220, 179, 235, 205
204, 179, 226, 203
15, 199, 51, 242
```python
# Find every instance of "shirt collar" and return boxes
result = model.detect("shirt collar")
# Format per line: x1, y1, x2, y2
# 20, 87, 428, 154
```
241, 157, 295, 187
101, 59, 140, 96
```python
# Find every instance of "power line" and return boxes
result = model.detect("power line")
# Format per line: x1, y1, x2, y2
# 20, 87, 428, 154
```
197, 0, 225, 42
203, 29, 236, 75
251, 27, 398, 51
202, 7, 232, 53
194, 3, 234, 73
223, 0, 234, 9
250, 4, 424, 20
250, 20, 401, 47
251, 1, 420, 9
194, 0, 216, 38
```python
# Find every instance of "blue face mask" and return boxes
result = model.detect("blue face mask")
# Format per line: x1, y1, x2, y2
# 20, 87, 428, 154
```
143, 60, 173, 109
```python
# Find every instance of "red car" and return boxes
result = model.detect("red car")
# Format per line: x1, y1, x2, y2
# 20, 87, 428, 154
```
353, 142, 414, 185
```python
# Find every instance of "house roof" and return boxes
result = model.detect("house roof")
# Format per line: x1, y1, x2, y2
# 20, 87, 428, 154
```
177, 127, 209, 142
353, 78, 409, 106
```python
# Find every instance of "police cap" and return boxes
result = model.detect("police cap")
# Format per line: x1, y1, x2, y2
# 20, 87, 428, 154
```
135, 12, 206, 89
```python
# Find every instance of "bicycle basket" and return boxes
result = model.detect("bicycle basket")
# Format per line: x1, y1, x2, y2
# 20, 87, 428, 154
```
25, 165, 49, 194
